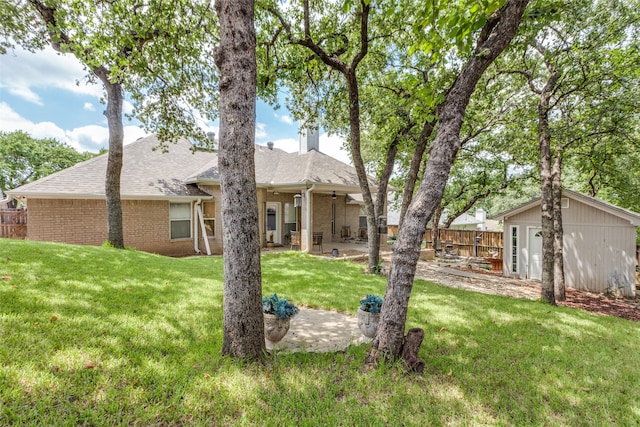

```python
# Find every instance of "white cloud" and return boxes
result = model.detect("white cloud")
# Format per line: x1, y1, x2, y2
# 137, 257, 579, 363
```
278, 114, 294, 125
0, 47, 103, 103
123, 100, 134, 115
319, 132, 351, 165
256, 122, 267, 139
268, 137, 298, 153
7, 86, 43, 105
0, 102, 35, 130
0, 102, 147, 153
83, 102, 95, 111
262, 133, 352, 165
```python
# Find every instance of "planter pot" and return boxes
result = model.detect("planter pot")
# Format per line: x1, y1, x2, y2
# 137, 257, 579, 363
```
264, 313, 291, 343
357, 308, 380, 338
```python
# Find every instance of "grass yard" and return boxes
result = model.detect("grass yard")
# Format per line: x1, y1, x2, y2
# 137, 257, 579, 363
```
1, 239, 639, 426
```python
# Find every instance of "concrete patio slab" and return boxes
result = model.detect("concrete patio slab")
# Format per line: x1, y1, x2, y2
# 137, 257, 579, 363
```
266, 308, 370, 353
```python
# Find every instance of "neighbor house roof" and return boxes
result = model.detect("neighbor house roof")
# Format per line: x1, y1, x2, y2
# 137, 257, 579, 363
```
9, 134, 373, 201
387, 209, 484, 228
493, 189, 640, 226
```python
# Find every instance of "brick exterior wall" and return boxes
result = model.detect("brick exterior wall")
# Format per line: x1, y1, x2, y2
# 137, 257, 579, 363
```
311, 193, 361, 243
26, 198, 199, 257
25, 189, 373, 256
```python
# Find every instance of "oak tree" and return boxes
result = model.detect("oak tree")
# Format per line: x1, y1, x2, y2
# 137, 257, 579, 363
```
214, 0, 265, 358
3, 0, 218, 248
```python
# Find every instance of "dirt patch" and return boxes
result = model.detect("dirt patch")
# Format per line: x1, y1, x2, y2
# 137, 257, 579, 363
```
353, 257, 640, 322
558, 288, 640, 322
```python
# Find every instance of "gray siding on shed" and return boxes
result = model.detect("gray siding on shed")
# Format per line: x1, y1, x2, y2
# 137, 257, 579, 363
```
501, 193, 638, 296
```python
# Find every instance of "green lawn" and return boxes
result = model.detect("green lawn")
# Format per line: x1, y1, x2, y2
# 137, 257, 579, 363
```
1, 239, 638, 426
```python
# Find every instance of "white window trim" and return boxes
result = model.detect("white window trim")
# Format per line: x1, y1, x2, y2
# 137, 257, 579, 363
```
510, 225, 519, 274
284, 202, 297, 231
170, 202, 193, 240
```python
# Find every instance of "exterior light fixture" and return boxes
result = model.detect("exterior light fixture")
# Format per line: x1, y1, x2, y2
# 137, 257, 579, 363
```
332, 191, 337, 200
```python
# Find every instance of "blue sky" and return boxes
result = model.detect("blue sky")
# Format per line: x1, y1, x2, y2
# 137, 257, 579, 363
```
0, 47, 351, 164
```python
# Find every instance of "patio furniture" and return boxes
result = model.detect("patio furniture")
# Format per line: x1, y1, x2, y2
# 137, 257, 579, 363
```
358, 227, 367, 241
444, 239, 457, 257
312, 232, 323, 253
290, 231, 301, 250
341, 226, 351, 242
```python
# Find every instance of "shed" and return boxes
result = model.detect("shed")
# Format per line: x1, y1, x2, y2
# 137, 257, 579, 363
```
494, 189, 640, 296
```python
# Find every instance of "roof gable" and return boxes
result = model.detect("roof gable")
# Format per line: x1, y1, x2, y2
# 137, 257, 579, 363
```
493, 189, 640, 226
189, 145, 371, 191
9, 135, 370, 200
9, 135, 214, 200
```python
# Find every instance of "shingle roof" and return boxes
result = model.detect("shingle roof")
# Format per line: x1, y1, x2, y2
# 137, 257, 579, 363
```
492, 188, 640, 226
9, 135, 372, 200
187, 143, 372, 191
9, 135, 213, 200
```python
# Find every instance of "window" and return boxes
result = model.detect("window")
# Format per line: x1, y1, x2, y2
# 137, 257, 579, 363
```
170, 203, 192, 239
284, 202, 297, 236
203, 201, 215, 237
510, 226, 519, 274
561, 197, 569, 208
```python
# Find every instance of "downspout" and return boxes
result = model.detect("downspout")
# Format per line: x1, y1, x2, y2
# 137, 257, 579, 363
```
193, 200, 201, 254
0, 190, 12, 206
303, 184, 316, 253
194, 198, 211, 255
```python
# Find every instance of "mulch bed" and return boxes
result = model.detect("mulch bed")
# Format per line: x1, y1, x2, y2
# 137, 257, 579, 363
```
352, 257, 640, 323
459, 265, 640, 322
558, 288, 640, 322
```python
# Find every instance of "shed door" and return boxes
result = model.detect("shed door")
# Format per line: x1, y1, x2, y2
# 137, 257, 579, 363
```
528, 228, 543, 280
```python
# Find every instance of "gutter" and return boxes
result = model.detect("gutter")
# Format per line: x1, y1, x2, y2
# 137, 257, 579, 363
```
0, 190, 11, 206
303, 184, 316, 253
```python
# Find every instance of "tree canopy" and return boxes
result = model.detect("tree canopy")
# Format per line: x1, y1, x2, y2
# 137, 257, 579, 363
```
0, 131, 94, 194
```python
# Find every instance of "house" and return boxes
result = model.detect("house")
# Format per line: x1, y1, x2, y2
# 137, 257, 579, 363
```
386, 207, 499, 236
7, 131, 379, 256
444, 212, 483, 230
494, 189, 640, 296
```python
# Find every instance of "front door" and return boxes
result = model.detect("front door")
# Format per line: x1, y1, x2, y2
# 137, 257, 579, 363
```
266, 202, 281, 244
528, 228, 543, 280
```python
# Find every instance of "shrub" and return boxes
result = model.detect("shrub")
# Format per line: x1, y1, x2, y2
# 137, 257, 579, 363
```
359, 294, 383, 313
262, 293, 299, 319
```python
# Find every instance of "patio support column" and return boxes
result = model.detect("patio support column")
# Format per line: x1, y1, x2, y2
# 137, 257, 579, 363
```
303, 184, 315, 252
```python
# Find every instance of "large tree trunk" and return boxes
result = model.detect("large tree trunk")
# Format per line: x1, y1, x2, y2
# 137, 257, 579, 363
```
214, 0, 264, 358
370, 0, 530, 360
552, 155, 566, 301
432, 206, 442, 252
30, 1, 126, 248
286, 0, 383, 273
537, 67, 558, 305
345, 69, 381, 273
398, 120, 434, 229
99, 75, 125, 249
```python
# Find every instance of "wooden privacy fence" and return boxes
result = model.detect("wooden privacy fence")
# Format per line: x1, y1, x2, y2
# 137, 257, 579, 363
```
0, 209, 27, 239
424, 228, 503, 259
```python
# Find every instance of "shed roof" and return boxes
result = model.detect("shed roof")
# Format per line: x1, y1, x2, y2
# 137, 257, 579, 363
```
493, 189, 640, 226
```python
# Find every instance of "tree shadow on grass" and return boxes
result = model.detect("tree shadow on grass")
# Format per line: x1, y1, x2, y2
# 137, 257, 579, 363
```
1, 241, 638, 425
409, 279, 640, 425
